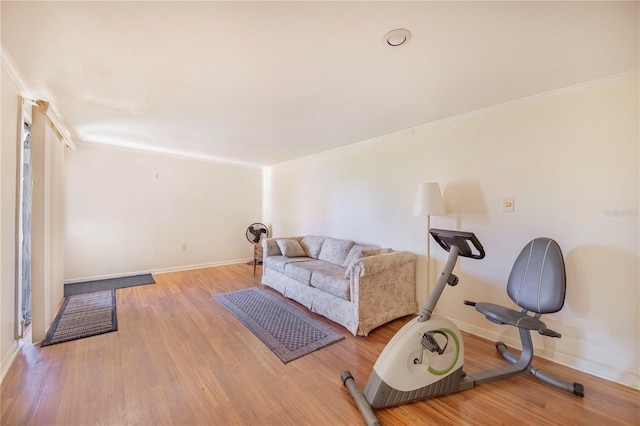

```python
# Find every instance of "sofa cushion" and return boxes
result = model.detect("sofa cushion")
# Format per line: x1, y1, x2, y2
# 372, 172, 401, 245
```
342, 244, 380, 268
285, 260, 331, 285
344, 248, 393, 278
300, 235, 325, 258
276, 239, 306, 258
318, 237, 355, 266
264, 256, 312, 274
311, 268, 351, 301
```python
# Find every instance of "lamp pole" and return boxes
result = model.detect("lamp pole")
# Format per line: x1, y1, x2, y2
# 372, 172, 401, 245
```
426, 213, 432, 297
413, 182, 445, 302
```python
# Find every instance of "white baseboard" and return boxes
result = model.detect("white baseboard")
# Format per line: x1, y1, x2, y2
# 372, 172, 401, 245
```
452, 318, 640, 390
151, 258, 253, 275
64, 258, 252, 284
1, 339, 21, 384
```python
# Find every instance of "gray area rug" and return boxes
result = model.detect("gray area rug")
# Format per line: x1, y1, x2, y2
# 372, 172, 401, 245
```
213, 287, 344, 363
41, 290, 117, 347
64, 273, 155, 296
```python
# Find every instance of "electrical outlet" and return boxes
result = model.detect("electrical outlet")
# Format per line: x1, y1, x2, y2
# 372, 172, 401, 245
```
502, 197, 515, 213
180, 243, 187, 251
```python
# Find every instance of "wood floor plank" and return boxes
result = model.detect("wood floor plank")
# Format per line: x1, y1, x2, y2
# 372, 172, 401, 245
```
1, 263, 638, 425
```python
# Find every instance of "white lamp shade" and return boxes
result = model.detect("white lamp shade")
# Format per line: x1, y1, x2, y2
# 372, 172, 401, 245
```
413, 182, 445, 216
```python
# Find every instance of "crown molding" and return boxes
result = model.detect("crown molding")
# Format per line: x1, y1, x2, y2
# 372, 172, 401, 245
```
3, 45, 79, 149
411, 69, 640, 135
1, 45, 33, 98
269, 70, 640, 168
75, 140, 262, 170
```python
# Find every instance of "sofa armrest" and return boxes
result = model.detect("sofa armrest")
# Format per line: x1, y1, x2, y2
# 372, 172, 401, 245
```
351, 251, 417, 336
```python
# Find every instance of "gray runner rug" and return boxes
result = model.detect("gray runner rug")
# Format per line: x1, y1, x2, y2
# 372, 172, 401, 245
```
213, 287, 344, 363
41, 290, 117, 347
64, 273, 155, 296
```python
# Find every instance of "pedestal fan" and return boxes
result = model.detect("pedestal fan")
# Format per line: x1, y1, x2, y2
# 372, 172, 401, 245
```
245, 223, 269, 266
246, 223, 268, 244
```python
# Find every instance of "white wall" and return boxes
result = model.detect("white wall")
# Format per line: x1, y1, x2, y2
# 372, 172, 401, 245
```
264, 74, 639, 389
1, 66, 20, 380
64, 145, 262, 281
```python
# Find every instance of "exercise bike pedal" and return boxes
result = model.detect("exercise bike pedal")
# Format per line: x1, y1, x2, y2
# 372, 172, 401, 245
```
538, 328, 562, 338
421, 331, 447, 355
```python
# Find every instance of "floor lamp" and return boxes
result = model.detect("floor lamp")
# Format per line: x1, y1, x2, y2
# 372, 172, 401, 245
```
413, 182, 445, 300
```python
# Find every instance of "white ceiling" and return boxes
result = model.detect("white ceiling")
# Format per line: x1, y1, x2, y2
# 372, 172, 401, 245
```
2, 1, 638, 167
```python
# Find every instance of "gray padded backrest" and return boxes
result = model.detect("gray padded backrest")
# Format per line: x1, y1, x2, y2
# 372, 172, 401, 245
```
507, 238, 566, 314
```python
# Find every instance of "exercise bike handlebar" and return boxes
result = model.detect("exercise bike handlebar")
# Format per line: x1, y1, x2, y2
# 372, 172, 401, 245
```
418, 229, 485, 322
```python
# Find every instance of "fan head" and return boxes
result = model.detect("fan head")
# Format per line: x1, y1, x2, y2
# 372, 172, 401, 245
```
246, 223, 268, 243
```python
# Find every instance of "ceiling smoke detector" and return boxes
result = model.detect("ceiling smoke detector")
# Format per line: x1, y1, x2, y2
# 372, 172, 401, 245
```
384, 28, 411, 47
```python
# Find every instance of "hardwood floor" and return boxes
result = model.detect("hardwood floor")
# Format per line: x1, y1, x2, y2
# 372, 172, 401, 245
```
2, 264, 638, 425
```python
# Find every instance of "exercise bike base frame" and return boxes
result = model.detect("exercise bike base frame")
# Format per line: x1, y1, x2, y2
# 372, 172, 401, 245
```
342, 371, 381, 426
495, 342, 585, 397
364, 367, 465, 408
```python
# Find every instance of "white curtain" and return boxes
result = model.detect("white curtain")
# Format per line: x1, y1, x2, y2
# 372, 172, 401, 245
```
29, 102, 65, 343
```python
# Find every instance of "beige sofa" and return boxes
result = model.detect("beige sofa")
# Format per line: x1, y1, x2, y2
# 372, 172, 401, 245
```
261, 235, 417, 336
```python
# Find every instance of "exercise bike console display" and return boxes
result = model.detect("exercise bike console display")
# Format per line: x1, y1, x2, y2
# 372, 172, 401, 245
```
429, 228, 485, 259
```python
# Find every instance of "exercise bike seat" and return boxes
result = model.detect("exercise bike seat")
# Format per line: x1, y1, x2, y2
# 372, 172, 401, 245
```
474, 302, 547, 330
472, 237, 566, 321
472, 302, 562, 337
465, 237, 583, 396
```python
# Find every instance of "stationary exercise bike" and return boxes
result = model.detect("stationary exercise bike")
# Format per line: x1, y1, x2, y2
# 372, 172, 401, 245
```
342, 228, 584, 426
